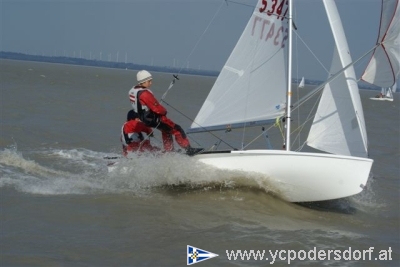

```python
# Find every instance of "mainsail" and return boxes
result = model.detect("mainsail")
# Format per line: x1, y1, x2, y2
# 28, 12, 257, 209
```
188, 3, 288, 133
361, 0, 400, 88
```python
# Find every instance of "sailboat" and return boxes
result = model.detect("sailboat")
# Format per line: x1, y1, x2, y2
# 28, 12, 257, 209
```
298, 76, 305, 88
186, 0, 376, 202
370, 83, 395, 101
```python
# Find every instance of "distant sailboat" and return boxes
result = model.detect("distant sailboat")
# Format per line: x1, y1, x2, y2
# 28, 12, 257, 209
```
298, 77, 305, 88
370, 82, 395, 101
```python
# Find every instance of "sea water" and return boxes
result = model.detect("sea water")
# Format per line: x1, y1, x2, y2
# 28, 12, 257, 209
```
1, 59, 399, 266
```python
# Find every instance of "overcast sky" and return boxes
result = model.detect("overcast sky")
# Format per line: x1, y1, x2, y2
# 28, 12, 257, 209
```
1, 0, 383, 81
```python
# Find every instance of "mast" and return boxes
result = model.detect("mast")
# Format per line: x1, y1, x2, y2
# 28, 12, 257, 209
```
285, 0, 293, 151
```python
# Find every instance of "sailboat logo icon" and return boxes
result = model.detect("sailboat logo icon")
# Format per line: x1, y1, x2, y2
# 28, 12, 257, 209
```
187, 245, 218, 265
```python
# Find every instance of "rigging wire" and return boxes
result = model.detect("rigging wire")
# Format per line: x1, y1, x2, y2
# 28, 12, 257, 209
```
172, 0, 226, 79
161, 0, 256, 101
242, 117, 285, 149
293, 6, 302, 150
224, 0, 257, 8
293, 43, 379, 111
155, 0, 246, 150
292, 30, 330, 76
290, 92, 321, 151
159, 0, 226, 104
161, 100, 237, 150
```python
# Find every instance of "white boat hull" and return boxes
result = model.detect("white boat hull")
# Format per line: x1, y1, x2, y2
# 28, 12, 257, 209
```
369, 97, 393, 101
194, 150, 373, 202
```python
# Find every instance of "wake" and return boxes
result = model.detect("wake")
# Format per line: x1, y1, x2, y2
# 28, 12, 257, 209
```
0, 147, 384, 213
0, 147, 270, 196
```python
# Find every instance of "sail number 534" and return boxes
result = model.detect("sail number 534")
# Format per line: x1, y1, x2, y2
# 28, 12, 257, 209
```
259, 0, 288, 19
251, 0, 289, 47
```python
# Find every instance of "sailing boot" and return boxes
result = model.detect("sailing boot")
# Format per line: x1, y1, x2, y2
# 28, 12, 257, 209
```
185, 146, 204, 156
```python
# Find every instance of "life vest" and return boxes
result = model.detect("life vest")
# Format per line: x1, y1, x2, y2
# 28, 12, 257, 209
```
129, 86, 150, 114
128, 86, 160, 127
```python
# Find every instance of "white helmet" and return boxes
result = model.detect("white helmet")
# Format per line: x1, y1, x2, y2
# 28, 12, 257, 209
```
137, 70, 152, 84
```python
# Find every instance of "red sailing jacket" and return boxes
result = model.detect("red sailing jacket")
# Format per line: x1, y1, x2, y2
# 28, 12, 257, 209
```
136, 88, 167, 116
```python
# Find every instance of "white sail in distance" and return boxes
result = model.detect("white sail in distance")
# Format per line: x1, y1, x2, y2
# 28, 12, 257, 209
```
299, 77, 305, 88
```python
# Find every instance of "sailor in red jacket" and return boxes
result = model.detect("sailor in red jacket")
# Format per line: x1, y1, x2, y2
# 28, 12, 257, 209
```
121, 110, 159, 156
128, 70, 203, 155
